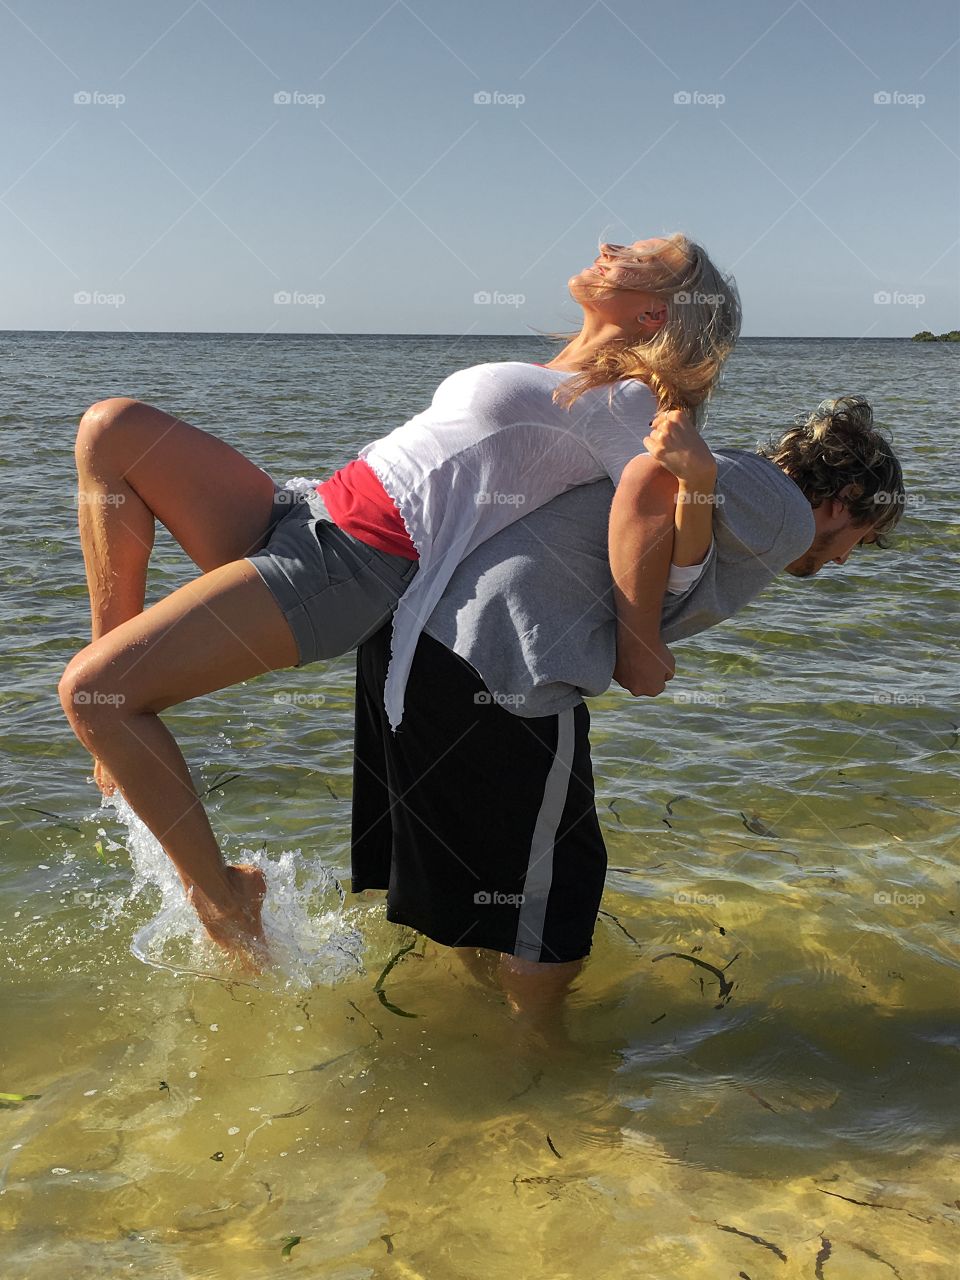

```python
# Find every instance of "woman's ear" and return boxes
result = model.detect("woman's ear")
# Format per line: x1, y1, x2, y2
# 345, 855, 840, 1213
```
634, 303, 668, 337
636, 303, 668, 325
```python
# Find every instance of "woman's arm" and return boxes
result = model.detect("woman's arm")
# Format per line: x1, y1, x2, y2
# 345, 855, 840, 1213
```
608, 454, 678, 697
643, 409, 718, 567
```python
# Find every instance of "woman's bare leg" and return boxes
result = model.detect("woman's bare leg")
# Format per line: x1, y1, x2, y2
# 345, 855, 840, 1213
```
73, 396, 282, 793
59, 557, 300, 960
74, 396, 280, 641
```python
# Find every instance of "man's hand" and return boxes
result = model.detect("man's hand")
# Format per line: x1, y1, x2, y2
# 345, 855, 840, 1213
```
643, 409, 716, 491
613, 633, 676, 697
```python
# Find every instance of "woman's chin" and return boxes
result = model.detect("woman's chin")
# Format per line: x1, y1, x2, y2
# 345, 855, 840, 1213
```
568, 274, 604, 303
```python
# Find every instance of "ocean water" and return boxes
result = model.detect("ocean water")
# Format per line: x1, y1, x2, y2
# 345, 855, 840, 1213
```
0, 332, 958, 1279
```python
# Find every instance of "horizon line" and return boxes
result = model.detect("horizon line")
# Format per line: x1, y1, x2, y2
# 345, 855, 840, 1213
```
0, 329, 935, 340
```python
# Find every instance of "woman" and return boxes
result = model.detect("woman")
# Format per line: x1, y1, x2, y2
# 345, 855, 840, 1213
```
58, 234, 740, 961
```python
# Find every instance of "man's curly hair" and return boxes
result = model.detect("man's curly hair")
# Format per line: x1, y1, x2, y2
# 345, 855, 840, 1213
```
756, 396, 905, 547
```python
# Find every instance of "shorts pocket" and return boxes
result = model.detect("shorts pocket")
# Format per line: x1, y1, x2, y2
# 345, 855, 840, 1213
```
306, 518, 376, 590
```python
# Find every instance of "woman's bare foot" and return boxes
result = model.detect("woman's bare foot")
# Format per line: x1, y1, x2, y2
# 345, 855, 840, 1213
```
90, 750, 268, 971
93, 757, 117, 797
188, 864, 270, 971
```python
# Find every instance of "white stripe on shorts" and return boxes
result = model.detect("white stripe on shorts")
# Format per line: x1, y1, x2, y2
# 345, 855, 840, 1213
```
514, 708, 576, 961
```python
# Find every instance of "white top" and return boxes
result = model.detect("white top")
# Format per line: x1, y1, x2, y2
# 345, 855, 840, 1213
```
358, 360, 659, 728
665, 543, 714, 595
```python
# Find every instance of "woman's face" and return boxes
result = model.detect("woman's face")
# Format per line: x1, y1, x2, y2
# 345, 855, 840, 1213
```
568, 237, 690, 335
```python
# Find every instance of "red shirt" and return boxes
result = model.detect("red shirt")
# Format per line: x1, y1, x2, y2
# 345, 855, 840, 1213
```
316, 458, 416, 559
317, 363, 549, 559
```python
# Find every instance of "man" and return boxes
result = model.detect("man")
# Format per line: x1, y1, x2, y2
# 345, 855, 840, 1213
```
349, 397, 905, 1029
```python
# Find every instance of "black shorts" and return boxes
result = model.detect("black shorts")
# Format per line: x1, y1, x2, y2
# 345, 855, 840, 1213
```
350, 626, 608, 964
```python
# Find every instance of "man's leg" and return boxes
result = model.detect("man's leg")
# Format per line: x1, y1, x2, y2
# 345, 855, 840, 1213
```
453, 946, 500, 989
352, 627, 606, 1043
452, 950, 584, 1044
454, 947, 581, 1013
498, 954, 584, 1017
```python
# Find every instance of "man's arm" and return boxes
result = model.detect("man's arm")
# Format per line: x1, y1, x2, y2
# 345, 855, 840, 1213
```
608, 454, 678, 697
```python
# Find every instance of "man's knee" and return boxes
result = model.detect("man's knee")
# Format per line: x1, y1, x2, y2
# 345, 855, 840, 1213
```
499, 953, 584, 984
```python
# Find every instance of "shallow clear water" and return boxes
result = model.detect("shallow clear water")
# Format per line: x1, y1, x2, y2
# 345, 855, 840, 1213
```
1, 333, 958, 1278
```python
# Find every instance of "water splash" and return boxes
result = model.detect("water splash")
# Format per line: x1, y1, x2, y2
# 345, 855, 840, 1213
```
104, 791, 365, 990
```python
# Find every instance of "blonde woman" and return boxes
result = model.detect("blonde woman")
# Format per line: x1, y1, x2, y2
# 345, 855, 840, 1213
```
59, 234, 740, 960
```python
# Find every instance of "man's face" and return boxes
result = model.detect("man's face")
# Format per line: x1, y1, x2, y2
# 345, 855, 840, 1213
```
784, 501, 878, 578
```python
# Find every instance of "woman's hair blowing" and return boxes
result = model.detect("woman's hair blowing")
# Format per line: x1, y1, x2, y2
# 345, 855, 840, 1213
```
547, 233, 742, 418
757, 396, 905, 546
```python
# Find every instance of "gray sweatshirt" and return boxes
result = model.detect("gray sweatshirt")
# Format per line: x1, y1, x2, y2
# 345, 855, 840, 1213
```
422, 448, 816, 717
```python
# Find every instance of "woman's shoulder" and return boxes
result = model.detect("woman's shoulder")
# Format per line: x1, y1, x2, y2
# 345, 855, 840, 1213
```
613, 375, 657, 401
592, 376, 658, 420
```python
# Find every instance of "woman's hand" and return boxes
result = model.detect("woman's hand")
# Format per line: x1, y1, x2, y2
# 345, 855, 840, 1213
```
643, 409, 716, 491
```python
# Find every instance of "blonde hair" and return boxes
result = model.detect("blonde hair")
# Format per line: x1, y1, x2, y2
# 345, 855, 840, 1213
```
756, 396, 905, 546
542, 233, 742, 418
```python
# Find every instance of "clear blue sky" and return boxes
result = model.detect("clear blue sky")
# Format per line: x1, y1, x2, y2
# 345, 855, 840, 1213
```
2, 0, 957, 336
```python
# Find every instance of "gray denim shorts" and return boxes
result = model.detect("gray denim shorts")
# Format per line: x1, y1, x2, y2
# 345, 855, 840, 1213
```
246, 484, 418, 667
